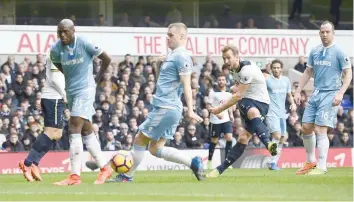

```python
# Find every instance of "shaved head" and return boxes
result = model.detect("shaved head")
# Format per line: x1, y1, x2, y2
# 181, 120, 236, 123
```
58, 19, 75, 28
57, 19, 75, 45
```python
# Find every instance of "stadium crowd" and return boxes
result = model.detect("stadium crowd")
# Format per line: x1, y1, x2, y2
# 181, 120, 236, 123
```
0, 54, 353, 152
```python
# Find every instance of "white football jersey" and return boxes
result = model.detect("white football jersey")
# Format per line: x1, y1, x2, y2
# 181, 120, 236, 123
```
41, 55, 65, 100
208, 88, 232, 124
230, 60, 270, 104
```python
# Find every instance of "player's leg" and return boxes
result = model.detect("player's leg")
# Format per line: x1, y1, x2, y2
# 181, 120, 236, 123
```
223, 122, 234, 163
266, 116, 281, 170
81, 119, 112, 184
239, 99, 277, 155
296, 98, 317, 175
19, 99, 64, 182
307, 91, 338, 175
207, 130, 252, 177
54, 94, 86, 185
53, 116, 84, 185
149, 136, 204, 181
208, 123, 219, 169
110, 107, 177, 182
274, 118, 287, 166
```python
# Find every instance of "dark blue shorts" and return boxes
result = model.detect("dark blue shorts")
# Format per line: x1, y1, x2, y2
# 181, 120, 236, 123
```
209, 121, 233, 138
237, 98, 269, 134
41, 98, 64, 129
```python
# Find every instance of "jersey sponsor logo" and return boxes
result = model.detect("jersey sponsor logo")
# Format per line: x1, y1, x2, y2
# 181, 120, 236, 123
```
62, 57, 84, 66
314, 60, 332, 66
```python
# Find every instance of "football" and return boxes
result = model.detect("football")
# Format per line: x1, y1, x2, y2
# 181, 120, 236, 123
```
110, 150, 134, 173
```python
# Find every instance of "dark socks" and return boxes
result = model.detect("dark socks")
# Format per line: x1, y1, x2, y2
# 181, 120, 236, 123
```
208, 142, 216, 161
225, 141, 232, 159
217, 142, 247, 174
250, 118, 270, 148
24, 133, 53, 167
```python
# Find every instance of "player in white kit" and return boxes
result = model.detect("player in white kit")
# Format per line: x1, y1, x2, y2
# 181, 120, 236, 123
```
206, 73, 234, 169
19, 53, 66, 182
266, 59, 296, 170
207, 44, 277, 178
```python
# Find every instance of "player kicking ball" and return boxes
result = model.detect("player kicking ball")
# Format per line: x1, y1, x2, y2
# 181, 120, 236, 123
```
265, 59, 296, 170
206, 73, 234, 169
206, 45, 278, 178
18, 54, 66, 182
50, 19, 113, 185
294, 21, 352, 175
105, 23, 205, 183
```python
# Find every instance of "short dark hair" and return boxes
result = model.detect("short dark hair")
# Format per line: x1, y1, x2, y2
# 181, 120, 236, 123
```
271, 59, 284, 69
217, 72, 226, 78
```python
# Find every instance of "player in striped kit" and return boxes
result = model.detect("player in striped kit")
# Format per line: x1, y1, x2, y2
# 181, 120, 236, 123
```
206, 73, 234, 169
207, 45, 278, 178
19, 53, 66, 182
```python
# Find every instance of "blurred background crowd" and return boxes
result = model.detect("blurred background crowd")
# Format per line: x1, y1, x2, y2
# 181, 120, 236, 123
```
0, 0, 352, 152
0, 53, 352, 152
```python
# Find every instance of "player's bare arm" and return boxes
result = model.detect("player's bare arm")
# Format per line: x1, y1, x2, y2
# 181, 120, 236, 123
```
50, 70, 67, 103
287, 92, 297, 112
95, 51, 112, 83
155, 55, 166, 79
294, 67, 313, 105
180, 74, 203, 123
333, 68, 353, 106
228, 107, 234, 122
210, 83, 249, 115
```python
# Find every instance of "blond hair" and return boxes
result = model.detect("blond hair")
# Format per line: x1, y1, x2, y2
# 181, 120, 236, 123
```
221, 44, 239, 56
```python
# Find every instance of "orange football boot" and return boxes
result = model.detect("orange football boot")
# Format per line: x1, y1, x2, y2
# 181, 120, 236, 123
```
296, 162, 317, 175
94, 165, 113, 184
18, 161, 34, 182
31, 165, 42, 181
53, 174, 82, 186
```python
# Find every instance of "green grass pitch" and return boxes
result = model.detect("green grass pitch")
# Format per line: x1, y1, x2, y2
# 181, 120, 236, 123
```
0, 168, 352, 201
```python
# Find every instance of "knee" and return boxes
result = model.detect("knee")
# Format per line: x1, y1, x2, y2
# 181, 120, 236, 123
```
302, 123, 314, 135
224, 134, 233, 141
148, 145, 159, 157
45, 128, 63, 140
237, 133, 251, 145
314, 125, 328, 135
247, 108, 260, 120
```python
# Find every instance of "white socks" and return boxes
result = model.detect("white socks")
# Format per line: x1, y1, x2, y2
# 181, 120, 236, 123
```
303, 133, 316, 163
317, 134, 329, 171
156, 146, 192, 167
126, 144, 146, 177
83, 133, 106, 169
69, 133, 83, 176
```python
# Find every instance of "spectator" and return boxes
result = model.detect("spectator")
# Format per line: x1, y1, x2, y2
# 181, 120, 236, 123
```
103, 130, 122, 151
2, 130, 24, 152
288, 121, 303, 147
333, 131, 352, 147
184, 124, 203, 149
294, 56, 306, 73
246, 18, 257, 29
170, 131, 187, 149
122, 134, 133, 150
